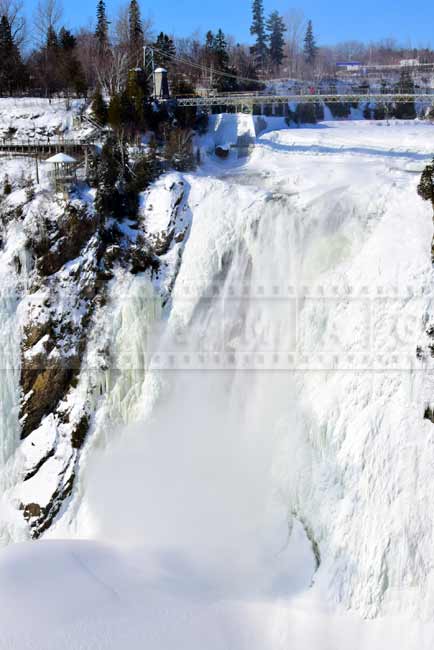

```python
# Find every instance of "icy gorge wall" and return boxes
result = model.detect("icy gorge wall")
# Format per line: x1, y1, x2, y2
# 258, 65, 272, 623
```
0, 114, 434, 626
0, 156, 192, 540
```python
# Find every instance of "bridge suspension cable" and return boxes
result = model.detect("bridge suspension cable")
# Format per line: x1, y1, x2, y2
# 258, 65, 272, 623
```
149, 45, 267, 87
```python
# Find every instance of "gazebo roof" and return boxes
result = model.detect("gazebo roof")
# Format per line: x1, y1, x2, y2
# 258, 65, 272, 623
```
46, 153, 77, 164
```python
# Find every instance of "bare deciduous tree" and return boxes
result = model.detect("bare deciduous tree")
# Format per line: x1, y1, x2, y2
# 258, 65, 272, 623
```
75, 27, 99, 89
112, 3, 129, 51
0, 0, 26, 48
284, 8, 306, 77
112, 2, 153, 50
34, 0, 63, 45
97, 48, 129, 95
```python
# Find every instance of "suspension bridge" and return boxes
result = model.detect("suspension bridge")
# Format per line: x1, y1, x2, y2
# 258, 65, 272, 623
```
176, 92, 434, 108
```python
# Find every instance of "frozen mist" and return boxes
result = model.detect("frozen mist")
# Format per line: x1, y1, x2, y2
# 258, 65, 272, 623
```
1, 118, 434, 648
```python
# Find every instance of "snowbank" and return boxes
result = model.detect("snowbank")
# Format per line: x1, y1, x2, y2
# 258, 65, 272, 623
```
0, 538, 434, 649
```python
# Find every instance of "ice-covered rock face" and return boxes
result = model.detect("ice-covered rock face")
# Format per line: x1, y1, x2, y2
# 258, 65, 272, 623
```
0, 158, 193, 541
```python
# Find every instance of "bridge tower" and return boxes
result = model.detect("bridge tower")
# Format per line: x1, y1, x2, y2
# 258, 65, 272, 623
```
154, 68, 170, 99
143, 46, 170, 100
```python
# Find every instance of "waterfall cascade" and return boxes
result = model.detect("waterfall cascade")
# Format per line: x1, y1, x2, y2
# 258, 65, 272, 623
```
65, 123, 434, 619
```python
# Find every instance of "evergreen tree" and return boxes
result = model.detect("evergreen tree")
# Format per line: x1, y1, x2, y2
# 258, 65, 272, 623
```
59, 27, 76, 50
3, 174, 11, 195
417, 159, 434, 205
86, 149, 100, 188
119, 90, 135, 128
95, 136, 124, 219
95, 0, 109, 55
250, 0, 267, 68
46, 25, 59, 50
126, 68, 148, 129
32, 21, 61, 95
58, 27, 87, 96
266, 11, 286, 68
153, 32, 176, 68
395, 70, 416, 119
91, 87, 108, 124
213, 29, 229, 69
303, 20, 317, 66
107, 94, 122, 129
211, 29, 237, 92
128, 0, 143, 67
205, 30, 214, 54
125, 149, 162, 218
127, 155, 155, 193
0, 15, 24, 94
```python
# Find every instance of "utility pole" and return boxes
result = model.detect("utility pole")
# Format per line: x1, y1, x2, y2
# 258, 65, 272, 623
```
35, 155, 39, 185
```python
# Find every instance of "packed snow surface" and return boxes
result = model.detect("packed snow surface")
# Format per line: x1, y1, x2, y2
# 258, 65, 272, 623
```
0, 98, 84, 137
1, 117, 434, 648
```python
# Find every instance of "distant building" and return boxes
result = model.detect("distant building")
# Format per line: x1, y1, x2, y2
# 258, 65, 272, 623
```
400, 59, 419, 67
336, 61, 363, 72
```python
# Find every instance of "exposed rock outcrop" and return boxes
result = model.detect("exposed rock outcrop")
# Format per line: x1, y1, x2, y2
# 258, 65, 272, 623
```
12, 173, 193, 538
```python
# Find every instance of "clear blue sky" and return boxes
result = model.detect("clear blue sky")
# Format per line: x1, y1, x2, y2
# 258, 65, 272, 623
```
23, 0, 432, 48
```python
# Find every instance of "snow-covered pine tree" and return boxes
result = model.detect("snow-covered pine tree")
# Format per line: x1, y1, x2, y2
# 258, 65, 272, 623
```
128, 0, 144, 67
95, 0, 109, 55
250, 0, 268, 69
303, 20, 317, 66
266, 11, 286, 69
